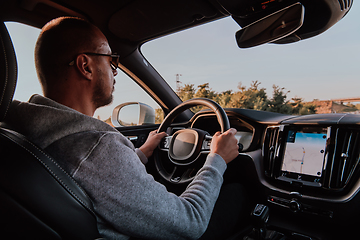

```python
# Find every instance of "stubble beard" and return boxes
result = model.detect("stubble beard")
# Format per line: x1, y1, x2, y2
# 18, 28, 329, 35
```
92, 71, 114, 109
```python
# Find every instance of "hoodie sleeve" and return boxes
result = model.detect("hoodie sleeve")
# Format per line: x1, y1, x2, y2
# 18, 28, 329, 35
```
135, 148, 148, 164
72, 131, 227, 240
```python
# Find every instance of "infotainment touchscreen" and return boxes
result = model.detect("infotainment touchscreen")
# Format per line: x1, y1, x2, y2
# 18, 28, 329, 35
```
280, 128, 328, 185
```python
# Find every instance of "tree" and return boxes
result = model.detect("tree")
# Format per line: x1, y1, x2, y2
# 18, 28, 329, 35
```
299, 103, 317, 115
290, 97, 317, 115
194, 83, 217, 99
216, 90, 233, 108
268, 85, 292, 114
229, 81, 268, 111
177, 83, 195, 101
171, 80, 314, 116
155, 108, 164, 124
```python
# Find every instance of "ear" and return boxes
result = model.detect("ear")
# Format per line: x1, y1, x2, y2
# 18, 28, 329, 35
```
75, 54, 94, 81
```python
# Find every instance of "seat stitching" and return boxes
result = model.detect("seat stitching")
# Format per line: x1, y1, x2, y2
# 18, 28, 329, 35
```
0, 24, 17, 118
1, 130, 96, 216
0, 30, 9, 107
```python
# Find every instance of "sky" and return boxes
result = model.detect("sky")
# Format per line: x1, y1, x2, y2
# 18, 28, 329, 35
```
142, 2, 360, 101
5, 2, 360, 120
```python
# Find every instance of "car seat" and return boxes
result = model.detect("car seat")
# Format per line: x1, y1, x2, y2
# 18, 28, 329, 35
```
0, 21, 102, 239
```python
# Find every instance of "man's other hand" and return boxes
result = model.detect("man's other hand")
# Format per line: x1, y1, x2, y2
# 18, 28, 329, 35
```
210, 128, 239, 164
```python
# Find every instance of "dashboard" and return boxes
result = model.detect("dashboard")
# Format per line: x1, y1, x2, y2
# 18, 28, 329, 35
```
191, 113, 256, 152
188, 109, 360, 240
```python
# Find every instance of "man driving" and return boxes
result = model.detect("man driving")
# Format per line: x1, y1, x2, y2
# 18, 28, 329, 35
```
3, 16, 244, 240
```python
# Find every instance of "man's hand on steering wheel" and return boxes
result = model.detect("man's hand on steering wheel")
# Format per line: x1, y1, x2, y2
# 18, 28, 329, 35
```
210, 128, 239, 164
140, 130, 168, 158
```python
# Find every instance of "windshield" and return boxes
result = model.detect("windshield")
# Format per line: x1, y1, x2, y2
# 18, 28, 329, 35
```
142, 2, 359, 115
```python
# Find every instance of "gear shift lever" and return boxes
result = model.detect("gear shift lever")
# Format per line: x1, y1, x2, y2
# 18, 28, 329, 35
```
245, 204, 285, 240
251, 204, 269, 239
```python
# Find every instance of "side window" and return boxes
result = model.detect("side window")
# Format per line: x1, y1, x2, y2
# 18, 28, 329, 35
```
93, 70, 163, 124
6, 22, 163, 125
6, 22, 42, 102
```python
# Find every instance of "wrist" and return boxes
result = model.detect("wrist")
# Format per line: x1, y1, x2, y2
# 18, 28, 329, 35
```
139, 146, 153, 158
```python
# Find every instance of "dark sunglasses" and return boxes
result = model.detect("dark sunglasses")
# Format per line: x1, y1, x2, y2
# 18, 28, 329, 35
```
69, 52, 120, 71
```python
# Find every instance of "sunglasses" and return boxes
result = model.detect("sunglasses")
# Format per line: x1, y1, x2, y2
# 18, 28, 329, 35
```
69, 52, 120, 71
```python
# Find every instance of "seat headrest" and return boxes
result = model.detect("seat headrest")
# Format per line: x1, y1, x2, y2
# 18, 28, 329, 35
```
0, 22, 17, 122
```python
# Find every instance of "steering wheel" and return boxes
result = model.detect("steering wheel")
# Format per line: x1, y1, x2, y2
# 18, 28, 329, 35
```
155, 98, 230, 184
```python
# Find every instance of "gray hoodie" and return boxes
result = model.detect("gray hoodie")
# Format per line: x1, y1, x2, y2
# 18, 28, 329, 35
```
3, 94, 227, 240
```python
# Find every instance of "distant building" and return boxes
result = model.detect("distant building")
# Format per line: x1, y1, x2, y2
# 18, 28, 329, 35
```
311, 100, 358, 114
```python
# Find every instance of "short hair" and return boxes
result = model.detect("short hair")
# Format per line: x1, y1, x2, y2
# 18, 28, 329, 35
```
34, 17, 100, 93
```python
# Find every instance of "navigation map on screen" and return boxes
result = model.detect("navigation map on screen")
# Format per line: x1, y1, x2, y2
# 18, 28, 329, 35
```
282, 131, 327, 177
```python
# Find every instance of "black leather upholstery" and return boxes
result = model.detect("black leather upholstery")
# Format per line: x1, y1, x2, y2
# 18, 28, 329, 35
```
0, 128, 102, 239
0, 22, 102, 239
0, 22, 17, 122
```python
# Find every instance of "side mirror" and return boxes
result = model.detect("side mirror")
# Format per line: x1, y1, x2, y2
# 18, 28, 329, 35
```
111, 102, 155, 127
235, 2, 304, 48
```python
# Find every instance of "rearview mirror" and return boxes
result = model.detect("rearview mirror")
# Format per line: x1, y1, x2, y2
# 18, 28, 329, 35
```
235, 2, 304, 48
111, 102, 155, 127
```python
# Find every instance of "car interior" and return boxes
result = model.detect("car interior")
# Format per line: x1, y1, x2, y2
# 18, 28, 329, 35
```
0, 0, 357, 239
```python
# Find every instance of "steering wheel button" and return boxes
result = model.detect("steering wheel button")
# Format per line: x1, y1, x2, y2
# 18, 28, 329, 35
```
164, 136, 171, 148
202, 140, 211, 150
160, 136, 172, 149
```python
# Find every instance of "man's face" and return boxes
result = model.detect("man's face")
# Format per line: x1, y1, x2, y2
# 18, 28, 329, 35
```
91, 32, 118, 109
92, 67, 116, 109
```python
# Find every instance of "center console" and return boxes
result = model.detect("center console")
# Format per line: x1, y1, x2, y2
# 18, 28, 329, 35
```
263, 124, 360, 195
253, 123, 360, 239
277, 126, 328, 187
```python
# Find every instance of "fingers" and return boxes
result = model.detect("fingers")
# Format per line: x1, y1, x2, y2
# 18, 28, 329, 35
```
140, 130, 168, 158
154, 129, 168, 135
150, 130, 167, 138
210, 128, 239, 164
147, 131, 168, 147
214, 128, 237, 137
157, 131, 168, 139
213, 131, 221, 137
223, 128, 237, 136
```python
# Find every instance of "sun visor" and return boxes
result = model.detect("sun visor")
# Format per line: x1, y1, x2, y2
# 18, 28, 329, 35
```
108, 0, 218, 43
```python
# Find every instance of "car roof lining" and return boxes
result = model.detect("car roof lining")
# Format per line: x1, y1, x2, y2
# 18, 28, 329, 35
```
0, 0, 350, 50
0, 0, 229, 44
108, 0, 227, 43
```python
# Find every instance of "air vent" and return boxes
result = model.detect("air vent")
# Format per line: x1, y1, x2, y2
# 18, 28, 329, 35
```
263, 126, 281, 177
338, 0, 353, 11
325, 127, 360, 189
